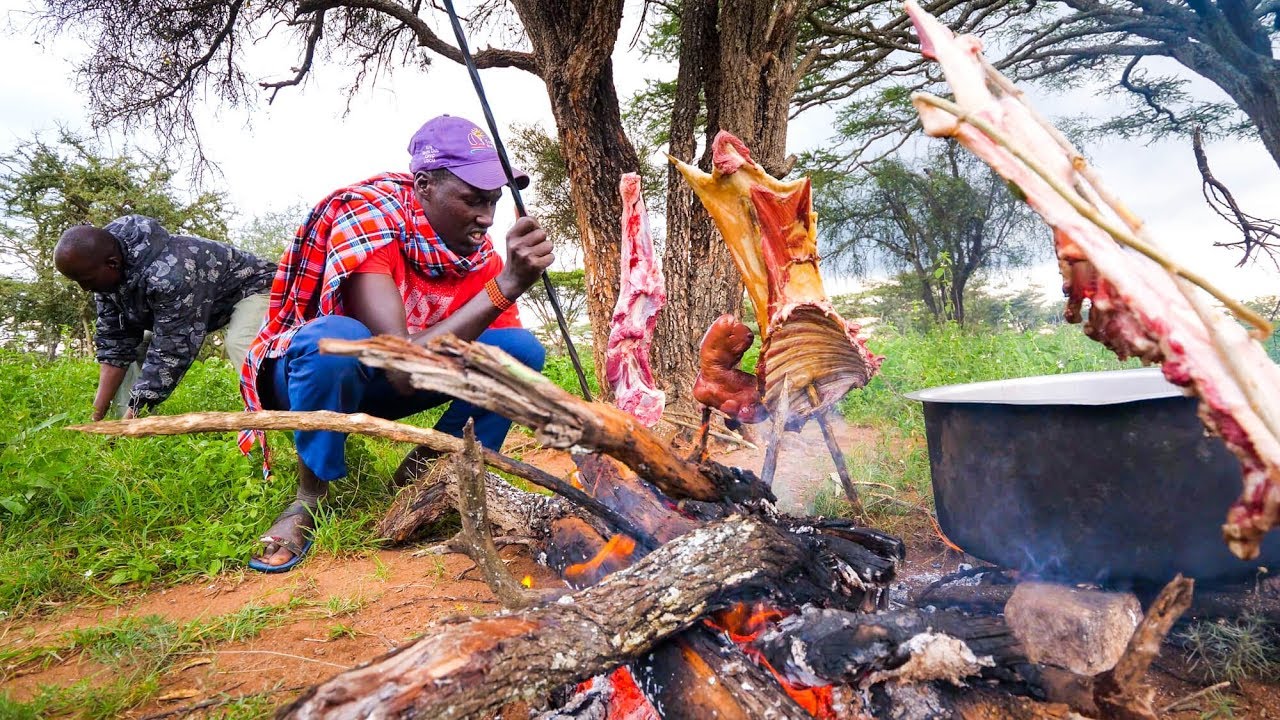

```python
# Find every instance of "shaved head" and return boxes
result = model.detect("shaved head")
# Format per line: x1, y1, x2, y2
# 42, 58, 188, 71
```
55, 225, 125, 292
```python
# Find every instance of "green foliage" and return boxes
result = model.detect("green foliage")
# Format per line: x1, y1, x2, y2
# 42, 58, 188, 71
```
0, 352, 402, 614
522, 269, 590, 354
0, 130, 229, 357
839, 324, 1137, 438
231, 204, 307, 265
834, 281, 1064, 334
808, 143, 1044, 327
542, 350, 601, 400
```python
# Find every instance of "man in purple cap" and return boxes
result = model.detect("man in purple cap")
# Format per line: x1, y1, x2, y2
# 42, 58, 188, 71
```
238, 115, 552, 571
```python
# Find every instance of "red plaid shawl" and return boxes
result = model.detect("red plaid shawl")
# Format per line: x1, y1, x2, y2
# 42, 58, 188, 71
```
237, 172, 494, 468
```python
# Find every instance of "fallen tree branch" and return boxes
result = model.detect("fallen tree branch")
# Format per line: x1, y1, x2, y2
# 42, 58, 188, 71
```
319, 335, 773, 504
1093, 574, 1195, 720
69, 410, 656, 549
453, 421, 555, 610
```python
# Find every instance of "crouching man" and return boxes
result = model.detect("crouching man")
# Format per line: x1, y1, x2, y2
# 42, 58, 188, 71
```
55, 216, 275, 421
239, 115, 551, 572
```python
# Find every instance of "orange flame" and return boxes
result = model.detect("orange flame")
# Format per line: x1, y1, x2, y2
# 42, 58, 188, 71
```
521, 575, 533, 589
564, 535, 637, 587
707, 602, 837, 720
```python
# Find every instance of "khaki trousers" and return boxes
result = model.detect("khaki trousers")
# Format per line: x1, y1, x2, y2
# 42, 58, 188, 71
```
110, 292, 270, 416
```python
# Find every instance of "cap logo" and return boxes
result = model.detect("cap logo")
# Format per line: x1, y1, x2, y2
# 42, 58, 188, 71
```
467, 127, 493, 153
416, 145, 441, 165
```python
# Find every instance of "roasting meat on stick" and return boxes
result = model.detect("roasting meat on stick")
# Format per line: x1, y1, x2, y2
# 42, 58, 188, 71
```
905, 0, 1280, 559
672, 133, 882, 511
605, 173, 668, 428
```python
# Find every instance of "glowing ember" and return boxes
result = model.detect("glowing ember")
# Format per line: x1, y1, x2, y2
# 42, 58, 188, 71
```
564, 535, 637, 587
521, 575, 533, 589
707, 602, 837, 719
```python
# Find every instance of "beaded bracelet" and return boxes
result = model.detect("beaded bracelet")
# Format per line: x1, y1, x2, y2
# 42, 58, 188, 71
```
485, 278, 515, 312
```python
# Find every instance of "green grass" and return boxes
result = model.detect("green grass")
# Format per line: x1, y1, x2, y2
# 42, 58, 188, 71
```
0, 599, 306, 718
1179, 614, 1280, 683
840, 323, 1138, 438
0, 346, 601, 617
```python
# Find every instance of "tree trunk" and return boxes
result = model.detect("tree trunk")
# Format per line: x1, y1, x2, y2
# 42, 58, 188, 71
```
653, 0, 742, 411
512, 0, 639, 402
653, 0, 801, 412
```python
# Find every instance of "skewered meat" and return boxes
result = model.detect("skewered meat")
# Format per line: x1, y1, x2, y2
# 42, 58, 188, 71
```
672, 134, 881, 423
906, 0, 1280, 559
605, 173, 667, 428
693, 314, 769, 425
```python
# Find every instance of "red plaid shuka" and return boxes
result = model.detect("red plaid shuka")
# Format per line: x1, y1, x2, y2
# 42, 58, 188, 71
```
237, 172, 495, 471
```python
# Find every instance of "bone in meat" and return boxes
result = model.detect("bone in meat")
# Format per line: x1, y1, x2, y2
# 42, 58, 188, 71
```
605, 173, 667, 427
905, 0, 1280, 559
693, 314, 770, 424
672, 135, 881, 422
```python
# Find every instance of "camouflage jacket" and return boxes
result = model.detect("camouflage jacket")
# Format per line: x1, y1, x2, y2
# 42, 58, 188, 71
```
94, 215, 276, 411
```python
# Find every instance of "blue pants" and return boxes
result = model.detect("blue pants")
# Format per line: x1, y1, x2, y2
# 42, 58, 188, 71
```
266, 315, 546, 481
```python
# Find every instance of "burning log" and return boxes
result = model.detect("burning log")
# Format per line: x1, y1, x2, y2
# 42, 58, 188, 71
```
376, 456, 616, 548
904, 0, 1280, 559
278, 516, 880, 719
632, 627, 813, 720
319, 335, 773, 505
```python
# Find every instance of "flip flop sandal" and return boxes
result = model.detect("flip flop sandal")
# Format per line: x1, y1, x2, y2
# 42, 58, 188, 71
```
248, 501, 316, 573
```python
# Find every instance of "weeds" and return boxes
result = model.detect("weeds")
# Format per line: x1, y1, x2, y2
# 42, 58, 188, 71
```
1180, 614, 1280, 682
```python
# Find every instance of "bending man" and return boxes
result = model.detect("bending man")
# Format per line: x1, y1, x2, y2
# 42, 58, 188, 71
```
55, 217, 275, 420
239, 115, 551, 572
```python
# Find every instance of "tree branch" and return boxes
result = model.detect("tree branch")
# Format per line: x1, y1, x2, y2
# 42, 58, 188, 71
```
298, 0, 539, 74
260, 10, 326, 102
69, 410, 657, 549
1192, 126, 1280, 268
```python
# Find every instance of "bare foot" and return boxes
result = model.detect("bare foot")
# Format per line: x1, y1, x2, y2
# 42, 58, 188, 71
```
253, 501, 317, 568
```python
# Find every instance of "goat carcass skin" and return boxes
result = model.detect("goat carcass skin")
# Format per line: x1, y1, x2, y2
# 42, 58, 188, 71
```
605, 173, 667, 428
906, 0, 1280, 559
672, 133, 881, 423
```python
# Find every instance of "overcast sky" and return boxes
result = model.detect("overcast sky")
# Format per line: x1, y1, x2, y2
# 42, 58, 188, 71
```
2, 0, 1277, 302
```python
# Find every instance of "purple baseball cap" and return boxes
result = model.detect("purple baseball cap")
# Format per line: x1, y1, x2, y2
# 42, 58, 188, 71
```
407, 115, 529, 191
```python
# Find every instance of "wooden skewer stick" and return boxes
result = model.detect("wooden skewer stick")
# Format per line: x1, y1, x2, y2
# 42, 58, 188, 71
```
807, 384, 867, 523
912, 92, 1272, 338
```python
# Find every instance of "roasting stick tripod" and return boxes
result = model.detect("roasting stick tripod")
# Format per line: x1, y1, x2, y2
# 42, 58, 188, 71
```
440, 0, 593, 402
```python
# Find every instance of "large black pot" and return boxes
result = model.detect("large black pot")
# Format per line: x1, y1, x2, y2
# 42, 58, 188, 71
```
906, 367, 1280, 586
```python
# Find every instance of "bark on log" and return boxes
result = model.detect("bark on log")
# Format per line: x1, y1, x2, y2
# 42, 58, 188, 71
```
573, 453, 700, 544
278, 516, 868, 719
1093, 575, 1195, 720
376, 459, 612, 548
631, 627, 811, 720
72, 410, 655, 547
318, 335, 773, 504
452, 423, 553, 610
871, 683, 1088, 720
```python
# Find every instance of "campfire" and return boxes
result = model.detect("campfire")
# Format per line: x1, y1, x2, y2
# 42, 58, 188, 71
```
70, 3, 1280, 719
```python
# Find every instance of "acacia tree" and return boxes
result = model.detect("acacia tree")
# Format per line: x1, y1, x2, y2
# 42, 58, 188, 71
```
793, 0, 1280, 171
811, 141, 1043, 326
37, 0, 640, 397
0, 131, 228, 357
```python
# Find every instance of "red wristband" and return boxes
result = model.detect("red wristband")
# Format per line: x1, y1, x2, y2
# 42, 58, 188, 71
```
485, 278, 515, 312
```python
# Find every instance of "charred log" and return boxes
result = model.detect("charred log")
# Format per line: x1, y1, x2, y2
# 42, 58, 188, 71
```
279, 516, 879, 719
631, 627, 811, 720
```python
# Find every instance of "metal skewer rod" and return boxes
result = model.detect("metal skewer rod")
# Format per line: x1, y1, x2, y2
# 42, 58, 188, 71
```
441, 0, 593, 401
